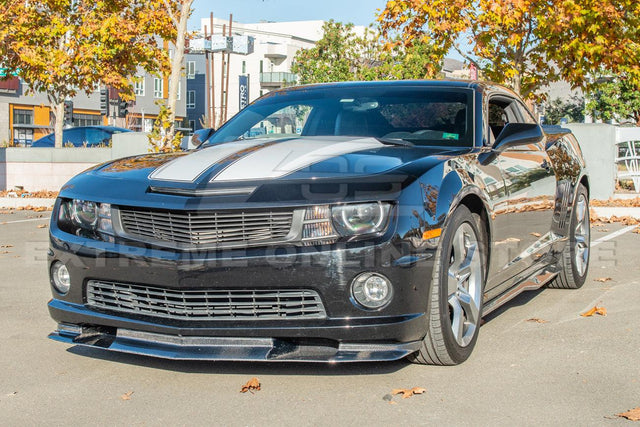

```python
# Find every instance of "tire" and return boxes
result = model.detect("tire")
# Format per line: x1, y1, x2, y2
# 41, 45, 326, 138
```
409, 205, 487, 365
549, 184, 590, 289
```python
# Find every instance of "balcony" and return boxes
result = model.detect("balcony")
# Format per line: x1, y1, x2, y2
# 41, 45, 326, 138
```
264, 43, 288, 60
259, 72, 298, 88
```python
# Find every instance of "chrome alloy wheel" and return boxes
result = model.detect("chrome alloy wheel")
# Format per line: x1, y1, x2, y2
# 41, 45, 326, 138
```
447, 222, 483, 347
574, 193, 590, 276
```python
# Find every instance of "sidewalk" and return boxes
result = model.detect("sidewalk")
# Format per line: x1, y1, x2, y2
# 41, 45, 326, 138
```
0, 197, 56, 209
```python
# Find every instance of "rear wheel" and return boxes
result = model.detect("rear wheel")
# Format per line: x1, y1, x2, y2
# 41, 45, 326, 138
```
409, 205, 487, 365
549, 184, 590, 289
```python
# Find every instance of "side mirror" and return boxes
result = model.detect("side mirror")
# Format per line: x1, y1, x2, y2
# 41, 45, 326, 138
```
492, 123, 543, 153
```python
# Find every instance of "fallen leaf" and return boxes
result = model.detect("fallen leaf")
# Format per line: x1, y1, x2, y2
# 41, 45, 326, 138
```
581, 306, 607, 317
0, 245, 13, 248
495, 237, 521, 245
6, 391, 17, 397
391, 387, 426, 399
0, 251, 10, 254
616, 407, 640, 421
633, 227, 640, 234
37, 224, 47, 229
526, 318, 548, 323
240, 377, 261, 393
33, 207, 47, 212
120, 391, 134, 401
594, 277, 612, 283
530, 232, 542, 237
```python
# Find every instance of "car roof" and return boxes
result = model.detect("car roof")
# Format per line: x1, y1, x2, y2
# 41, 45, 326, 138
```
265, 79, 519, 99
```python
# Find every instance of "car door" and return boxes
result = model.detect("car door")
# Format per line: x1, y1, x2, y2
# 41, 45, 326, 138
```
484, 96, 556, 298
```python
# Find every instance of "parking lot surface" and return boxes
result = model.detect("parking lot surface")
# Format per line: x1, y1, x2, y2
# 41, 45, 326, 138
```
1, 209, 639, 426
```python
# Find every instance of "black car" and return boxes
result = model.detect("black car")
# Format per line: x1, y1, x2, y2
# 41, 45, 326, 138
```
47, 81, 590, 365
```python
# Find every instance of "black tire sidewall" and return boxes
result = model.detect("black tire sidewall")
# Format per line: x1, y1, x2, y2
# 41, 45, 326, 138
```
568, 185, 590, 286
433, 205, 486, 364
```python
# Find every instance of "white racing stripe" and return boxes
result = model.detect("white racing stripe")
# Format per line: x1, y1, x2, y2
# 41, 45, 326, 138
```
212, 138, 383, 182
149, 139, 269, 182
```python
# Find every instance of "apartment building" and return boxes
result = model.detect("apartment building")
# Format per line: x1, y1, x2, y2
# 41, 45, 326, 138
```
0, 67, 187, 146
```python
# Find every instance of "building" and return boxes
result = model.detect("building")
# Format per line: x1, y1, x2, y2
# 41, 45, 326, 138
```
0, 64, 187, 146
186, 19, 338, 131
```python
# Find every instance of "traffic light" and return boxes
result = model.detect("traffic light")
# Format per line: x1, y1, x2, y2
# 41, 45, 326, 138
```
117, 98, 129, 118
100, 88, 109, 116
63, 100, 73, 126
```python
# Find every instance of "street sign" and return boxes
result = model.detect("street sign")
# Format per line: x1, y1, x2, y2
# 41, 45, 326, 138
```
239, 75, 249, 110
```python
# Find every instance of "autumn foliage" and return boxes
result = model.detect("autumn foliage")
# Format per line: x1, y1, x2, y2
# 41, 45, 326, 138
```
377, 0, 640, 100
0, 1, 175, 148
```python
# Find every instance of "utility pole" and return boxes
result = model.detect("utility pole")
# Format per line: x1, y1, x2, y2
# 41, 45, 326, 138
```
209, 12, 216, 128
204, 24, 211, 129
224, 14, 233, 123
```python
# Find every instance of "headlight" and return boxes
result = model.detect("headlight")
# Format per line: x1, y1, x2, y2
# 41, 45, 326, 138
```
57, 198, 113, 239
301, 202, 392, 245
332, 202, 391, 236
71, 200, 98, 228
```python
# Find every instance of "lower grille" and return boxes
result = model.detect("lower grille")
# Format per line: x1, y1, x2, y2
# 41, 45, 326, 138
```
86, 280, 326, 320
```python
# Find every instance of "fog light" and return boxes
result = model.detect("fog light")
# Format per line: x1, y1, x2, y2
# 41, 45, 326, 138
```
351, 272, 392, 309
51, 261, 71, 294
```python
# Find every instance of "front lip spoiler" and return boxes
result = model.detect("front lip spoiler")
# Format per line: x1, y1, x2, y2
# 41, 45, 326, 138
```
49, 324, 421, 363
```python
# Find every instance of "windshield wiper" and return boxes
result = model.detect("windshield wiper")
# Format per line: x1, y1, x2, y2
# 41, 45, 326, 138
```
375, 137, 415, 147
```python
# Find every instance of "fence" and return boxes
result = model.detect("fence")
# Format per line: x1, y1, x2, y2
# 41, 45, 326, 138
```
615, 127, 640, 193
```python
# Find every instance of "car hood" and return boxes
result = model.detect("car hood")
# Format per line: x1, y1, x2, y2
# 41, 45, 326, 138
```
60, 136, 467, 206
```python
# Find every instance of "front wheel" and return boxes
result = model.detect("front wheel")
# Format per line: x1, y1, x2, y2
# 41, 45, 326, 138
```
549, 184, 590, 289
409, 205, 487, 365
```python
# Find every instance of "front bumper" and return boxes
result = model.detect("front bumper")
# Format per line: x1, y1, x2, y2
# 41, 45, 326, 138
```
47, 224, 435, 362
50, 320, 422, 362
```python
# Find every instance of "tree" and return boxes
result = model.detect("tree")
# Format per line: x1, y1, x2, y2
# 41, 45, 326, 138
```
586, 77, 640, 125
148, 0, 194, 152
0, 1, 173, 148
543, 96, 585, 125
291, 21, 362, 84
291, 20, 442, 84
377, 0, 640, 100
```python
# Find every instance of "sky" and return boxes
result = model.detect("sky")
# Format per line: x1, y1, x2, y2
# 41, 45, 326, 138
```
190, 0, 387, 29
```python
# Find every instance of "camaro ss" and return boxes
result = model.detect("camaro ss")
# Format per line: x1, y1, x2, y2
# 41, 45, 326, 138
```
47, 81, 590, 365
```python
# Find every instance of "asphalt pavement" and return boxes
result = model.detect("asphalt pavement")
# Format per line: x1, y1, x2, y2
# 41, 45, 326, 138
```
1, 209, 639, 426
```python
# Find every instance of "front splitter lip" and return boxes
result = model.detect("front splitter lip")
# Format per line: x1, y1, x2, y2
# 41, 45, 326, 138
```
49, 325, 421, 363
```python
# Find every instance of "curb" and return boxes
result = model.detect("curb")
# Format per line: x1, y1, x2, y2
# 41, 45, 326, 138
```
592, 206, 640, 219
0, 198, 56, 209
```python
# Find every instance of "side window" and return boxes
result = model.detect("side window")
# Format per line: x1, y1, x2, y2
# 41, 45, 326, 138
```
514, 101, 538, 124
487, 97, 526, 144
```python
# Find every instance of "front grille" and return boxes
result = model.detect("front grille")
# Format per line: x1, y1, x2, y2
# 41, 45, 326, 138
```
86, 280, 327, 320
118, 207, 295, 248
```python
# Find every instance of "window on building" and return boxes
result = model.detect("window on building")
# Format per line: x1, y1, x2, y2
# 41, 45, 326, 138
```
73, 113, 102, 127
13, 128, 34, 146
259, 60, 263, 73
187, 61, 196, 79
187, 90, 196, 109
154, 78, 163, 98
13, 109, 33, 125
189, 120, 196, 133
242, 61, 246, 74
134, 78, 145, 96
177, 81, 181, 100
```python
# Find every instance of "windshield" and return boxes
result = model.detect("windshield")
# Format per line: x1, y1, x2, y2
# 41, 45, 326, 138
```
204, 86, 474, 147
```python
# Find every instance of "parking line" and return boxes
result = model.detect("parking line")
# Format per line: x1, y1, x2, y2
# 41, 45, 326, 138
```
592, 225, 637, 247
0, 217, 50, 225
